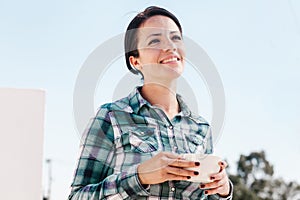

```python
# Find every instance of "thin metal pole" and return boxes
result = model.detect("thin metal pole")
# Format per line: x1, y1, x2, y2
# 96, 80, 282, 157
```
46, 159, 52, 200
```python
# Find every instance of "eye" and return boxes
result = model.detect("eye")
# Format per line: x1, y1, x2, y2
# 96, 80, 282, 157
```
148, 39, 160, 45
172, 35, 182, 41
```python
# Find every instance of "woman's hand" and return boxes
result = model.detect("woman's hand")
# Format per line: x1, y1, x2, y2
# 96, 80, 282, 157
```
199, 161, 231, 197
137, 152, 200, 185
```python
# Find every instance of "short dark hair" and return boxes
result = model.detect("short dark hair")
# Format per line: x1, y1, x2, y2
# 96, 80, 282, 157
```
124, 6, 183, 74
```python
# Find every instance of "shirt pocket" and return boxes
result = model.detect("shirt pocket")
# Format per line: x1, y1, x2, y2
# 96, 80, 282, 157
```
115, 124, 158, 153
184, 131, 207, 154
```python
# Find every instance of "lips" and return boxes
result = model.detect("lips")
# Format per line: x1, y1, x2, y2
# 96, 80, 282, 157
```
159, 55, 180, 64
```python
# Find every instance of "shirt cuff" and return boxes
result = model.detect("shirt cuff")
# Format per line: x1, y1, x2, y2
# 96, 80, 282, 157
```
119, 165, 150, 198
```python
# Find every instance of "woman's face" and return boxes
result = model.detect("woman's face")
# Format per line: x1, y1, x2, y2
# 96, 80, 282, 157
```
130, 15, 185, 83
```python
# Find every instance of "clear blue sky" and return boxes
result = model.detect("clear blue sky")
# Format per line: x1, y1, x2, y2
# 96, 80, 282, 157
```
1, 1, 299, 199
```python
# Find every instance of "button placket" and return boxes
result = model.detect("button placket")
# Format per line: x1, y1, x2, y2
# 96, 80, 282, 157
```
167, 124, 177, 153
169, 181, 176, 193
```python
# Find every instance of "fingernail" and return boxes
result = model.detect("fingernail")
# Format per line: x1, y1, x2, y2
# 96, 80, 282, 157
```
220, 162, 224, 165
195, 162, 200, 166
205, 191, 208, 194
194, 171, 199, 175
187, 176, 191, 179
200, 184, 205, 188
210, 176, 215, 180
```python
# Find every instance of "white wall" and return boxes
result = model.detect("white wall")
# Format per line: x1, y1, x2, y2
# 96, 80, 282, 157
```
0, 88, 45, 200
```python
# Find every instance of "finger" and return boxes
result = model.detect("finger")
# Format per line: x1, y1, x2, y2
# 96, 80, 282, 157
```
203, 185, 223, 196
210, 170, 227, 181
203, 180, 230, 196
168, 158, 198, 168
165, 173, 191, 181
200, 178, 226, 190
209, 161, 228, 180
218, 161, 228, 171
215, 161, 226, 173
165, 166, 197, 177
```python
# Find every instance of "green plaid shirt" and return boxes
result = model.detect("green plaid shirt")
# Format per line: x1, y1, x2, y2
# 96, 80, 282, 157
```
68, 87, 232, 200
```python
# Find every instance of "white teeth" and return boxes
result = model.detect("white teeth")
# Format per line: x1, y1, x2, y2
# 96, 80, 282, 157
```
162, 57, 178, 63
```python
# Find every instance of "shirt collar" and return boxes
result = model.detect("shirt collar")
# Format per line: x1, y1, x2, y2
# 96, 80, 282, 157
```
176, 94, 192, 117
176, 95, 208, 124
127, 86, 151, 114
128, 86, 192, 117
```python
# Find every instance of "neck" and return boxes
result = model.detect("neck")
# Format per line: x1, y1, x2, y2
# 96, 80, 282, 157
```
141, 81, 180, 119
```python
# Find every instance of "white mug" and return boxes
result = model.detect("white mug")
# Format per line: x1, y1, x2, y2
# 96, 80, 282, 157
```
182, 154, 222, 183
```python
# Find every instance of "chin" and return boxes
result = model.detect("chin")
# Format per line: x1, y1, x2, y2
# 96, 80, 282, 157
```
170, 66, 184, 77
167, 70, 183, 80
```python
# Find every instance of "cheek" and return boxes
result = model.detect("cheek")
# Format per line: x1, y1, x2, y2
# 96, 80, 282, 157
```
140, 49, 160, 62
178, 44, 186, 58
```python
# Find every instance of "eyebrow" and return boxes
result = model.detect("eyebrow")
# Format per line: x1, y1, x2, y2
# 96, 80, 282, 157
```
146, 33, 162, 40
146, 31, 181, 40
170, 31, 180, 35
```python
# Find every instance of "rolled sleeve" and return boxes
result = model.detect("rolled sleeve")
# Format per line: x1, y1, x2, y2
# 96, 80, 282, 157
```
120, 165, 151, 197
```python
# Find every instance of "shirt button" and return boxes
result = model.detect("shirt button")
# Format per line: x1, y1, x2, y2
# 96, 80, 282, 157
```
168, 125, 173, 130
171, 187, 175, 192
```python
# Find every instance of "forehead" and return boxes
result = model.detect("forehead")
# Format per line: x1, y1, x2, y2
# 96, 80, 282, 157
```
138, 15, 180, 34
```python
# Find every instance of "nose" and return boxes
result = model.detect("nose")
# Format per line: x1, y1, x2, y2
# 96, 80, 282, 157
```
162, 39, 177, 52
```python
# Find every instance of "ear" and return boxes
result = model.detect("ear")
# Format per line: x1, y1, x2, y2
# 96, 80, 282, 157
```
129, 56, 142, 71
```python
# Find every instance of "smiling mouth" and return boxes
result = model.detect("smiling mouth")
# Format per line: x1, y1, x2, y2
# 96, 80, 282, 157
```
160, 57, 180, 64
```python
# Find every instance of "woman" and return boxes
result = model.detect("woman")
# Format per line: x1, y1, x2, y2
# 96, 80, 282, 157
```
68, 6, 232, 200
